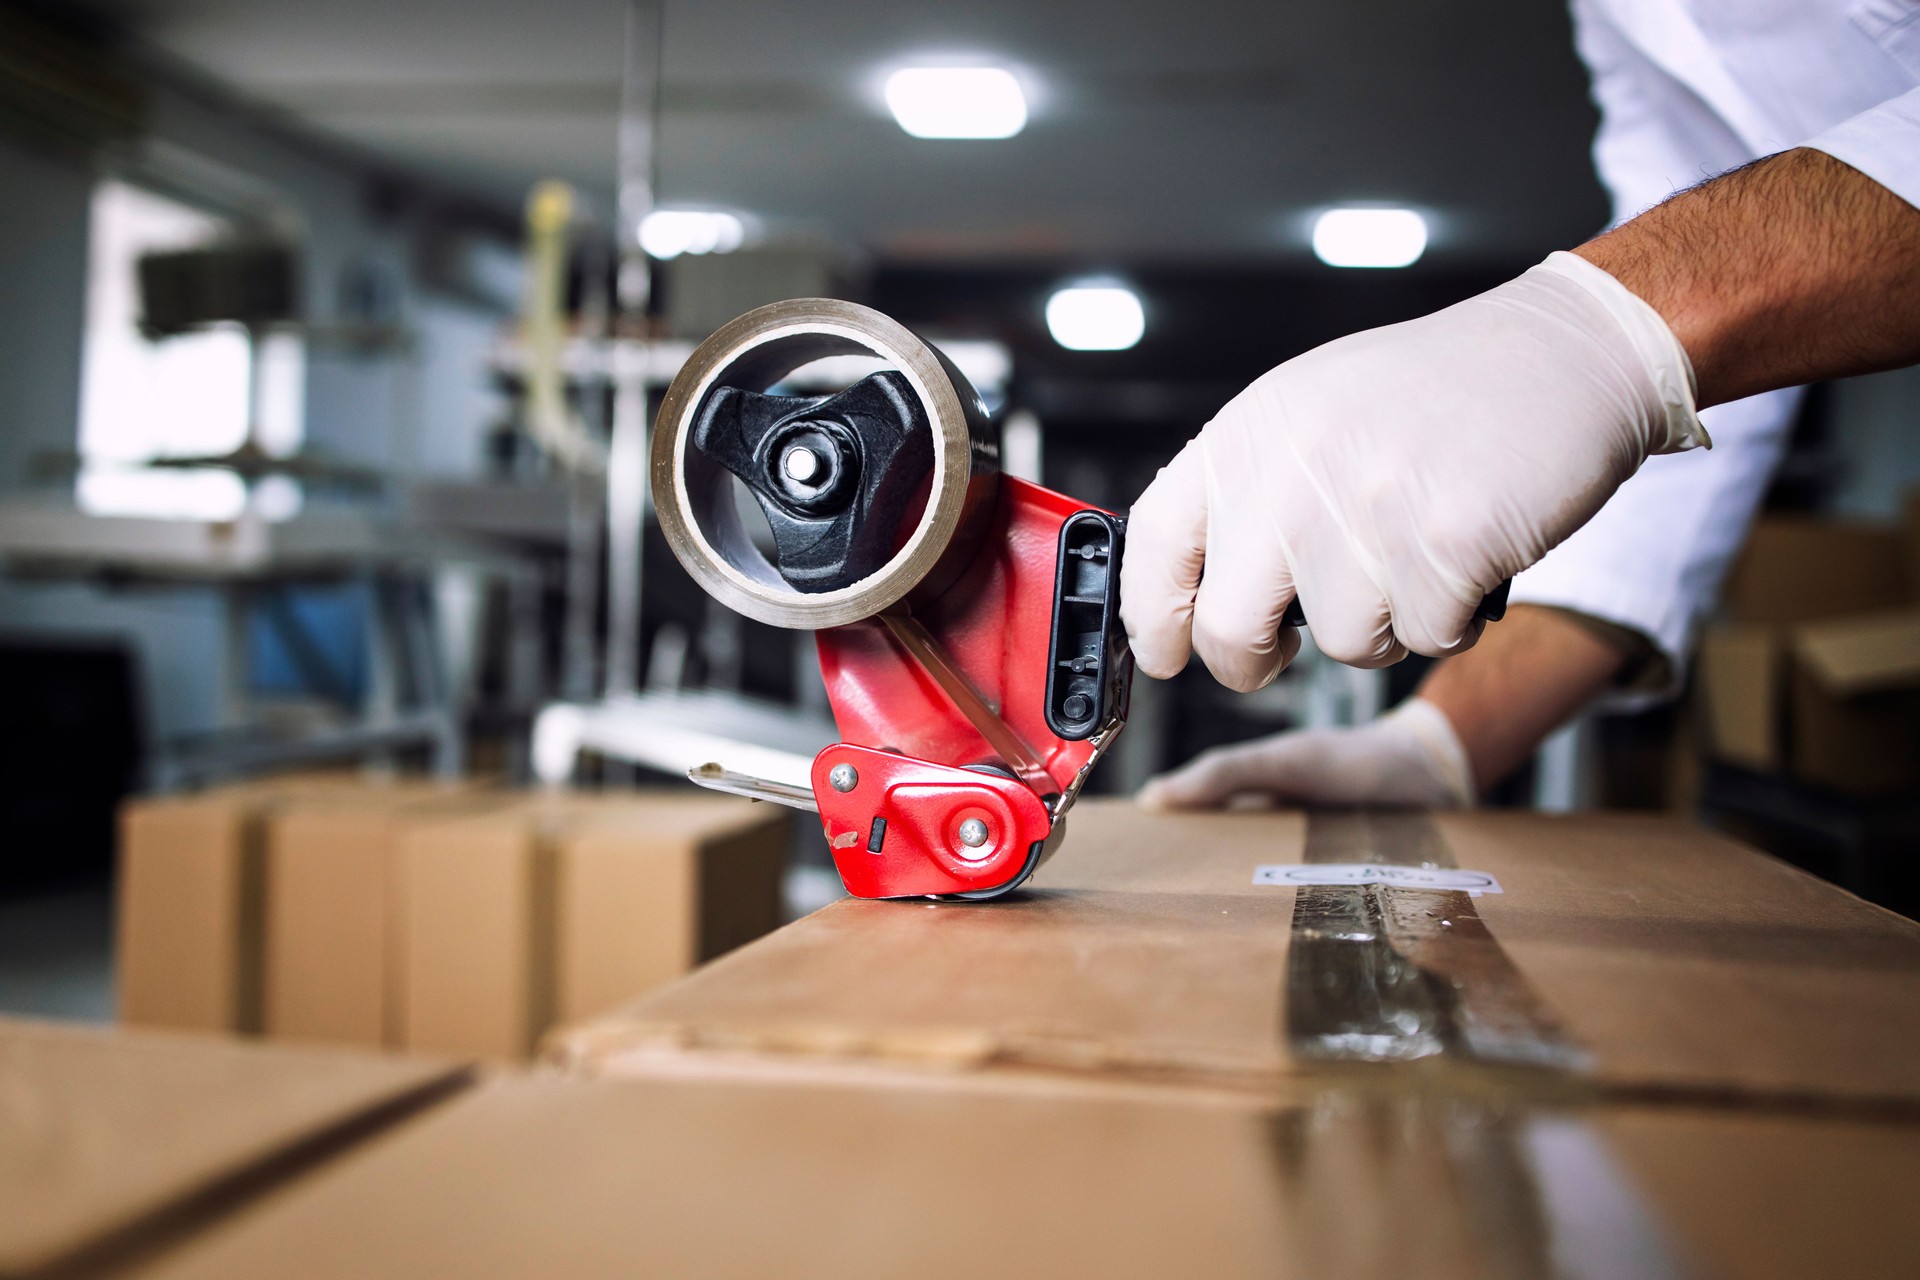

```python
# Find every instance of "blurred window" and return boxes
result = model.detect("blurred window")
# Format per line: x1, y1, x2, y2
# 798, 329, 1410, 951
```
75, 180, 304, 519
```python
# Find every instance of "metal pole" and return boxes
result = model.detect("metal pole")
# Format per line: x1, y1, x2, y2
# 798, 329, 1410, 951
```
602, 0, 663, 698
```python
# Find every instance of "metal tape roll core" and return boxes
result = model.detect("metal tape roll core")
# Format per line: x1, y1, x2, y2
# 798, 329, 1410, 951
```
651, 299, 998, 629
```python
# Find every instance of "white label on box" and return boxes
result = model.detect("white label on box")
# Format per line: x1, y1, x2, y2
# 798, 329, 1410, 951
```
1252, 863, 1503, 896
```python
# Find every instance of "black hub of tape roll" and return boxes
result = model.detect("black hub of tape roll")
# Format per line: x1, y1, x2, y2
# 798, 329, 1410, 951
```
652, 298, 1001, 631
691, 372, 936, 593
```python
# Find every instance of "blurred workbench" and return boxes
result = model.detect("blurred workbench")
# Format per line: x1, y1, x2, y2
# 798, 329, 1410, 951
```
0, 496, 550, 787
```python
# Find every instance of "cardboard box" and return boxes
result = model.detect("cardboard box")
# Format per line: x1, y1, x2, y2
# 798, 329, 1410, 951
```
0, 1016, 468, 1278
1698, 514, 1920, 794
117, 774, 472, 1036
1598, 1105, 1920, 1280
262, 787, 500, 1049
1790, 616, 1920, 793
551, 798, 790, 1027
402, 794, 787, 1062
1699, 610, 1920, 794
118, 792, 269, 1034
70, 806, 1920, 1279
1697, 624, 1781, 772
1719, 517, 1910, 625
552, 801, 1920, 1111
124, 1073, 1920, 1280
400, 807, 554, 1063
118, 1075, 1310, 1280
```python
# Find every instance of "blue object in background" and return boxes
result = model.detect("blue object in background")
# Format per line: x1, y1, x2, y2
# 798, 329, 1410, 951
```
247, 582, 370, 705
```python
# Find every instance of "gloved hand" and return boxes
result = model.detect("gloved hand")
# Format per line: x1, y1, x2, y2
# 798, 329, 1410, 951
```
1136, 698, 1476, 811
1121, 251, 1705, 691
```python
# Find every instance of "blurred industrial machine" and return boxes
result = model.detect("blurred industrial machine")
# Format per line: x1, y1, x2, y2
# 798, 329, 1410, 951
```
0, 219, 509, 787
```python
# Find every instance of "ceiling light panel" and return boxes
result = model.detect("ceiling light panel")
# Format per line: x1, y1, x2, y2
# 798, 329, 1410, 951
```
1311, 208, 1428, 268
1045, 284, 1145, 351
885, 67, 1028, 139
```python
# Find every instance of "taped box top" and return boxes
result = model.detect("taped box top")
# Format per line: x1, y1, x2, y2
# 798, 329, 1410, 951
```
548, 801, 1920, 1113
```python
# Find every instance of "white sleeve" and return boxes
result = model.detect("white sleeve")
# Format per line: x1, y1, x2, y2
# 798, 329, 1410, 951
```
1529, 2, 1793, 706
1570, 0, 1757, 225
1508, 386, 1803, 706
1805, 84, 1920, 211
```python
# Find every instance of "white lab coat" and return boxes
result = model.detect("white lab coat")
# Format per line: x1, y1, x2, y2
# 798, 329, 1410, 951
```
1509, 0, 1920, 700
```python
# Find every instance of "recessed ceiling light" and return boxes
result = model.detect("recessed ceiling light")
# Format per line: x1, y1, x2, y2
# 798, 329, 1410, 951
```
639, 210, 745, 260
1311, 208, 1427, 268
1045, 283, 1144, 351
885, 67, 1028, 139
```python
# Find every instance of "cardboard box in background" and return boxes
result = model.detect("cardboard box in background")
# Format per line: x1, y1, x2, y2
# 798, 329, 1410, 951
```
0, 1016, 468, 1278
117, 773, 469, 1036
1718, 518, 1910, 624
403, 794, 787, 1062
401, 805, 554, 1063
262, 786, 499, 1049
1697, 626, 1782, 773
118, 792, 267, 1035
1790, 608, 1920, 791
120, 778, 786, 1062
1698, 509, 1920, 794
553, 799, 789, 1027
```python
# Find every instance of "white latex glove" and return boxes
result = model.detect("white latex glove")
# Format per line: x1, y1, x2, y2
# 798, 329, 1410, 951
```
1122, 251, 1705, 691
1136, 698, 1475, 811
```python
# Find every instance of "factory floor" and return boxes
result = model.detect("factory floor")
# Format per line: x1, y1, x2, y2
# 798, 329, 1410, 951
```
0, 878, 114, 1023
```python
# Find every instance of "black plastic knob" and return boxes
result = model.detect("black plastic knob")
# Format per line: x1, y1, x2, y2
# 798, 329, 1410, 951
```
691, 372, 936, 593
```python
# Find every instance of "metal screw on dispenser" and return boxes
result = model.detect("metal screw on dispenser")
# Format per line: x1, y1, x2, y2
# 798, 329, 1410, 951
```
957, 818, 990, 848
828, 763, 859, 792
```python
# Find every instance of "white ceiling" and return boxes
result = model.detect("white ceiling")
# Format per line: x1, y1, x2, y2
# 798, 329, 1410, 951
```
84, 0, 1610, 265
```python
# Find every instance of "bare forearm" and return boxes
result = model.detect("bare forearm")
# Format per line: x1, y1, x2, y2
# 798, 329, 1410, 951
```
1574, 148, 1920, 407
1417, 606, 1624, 795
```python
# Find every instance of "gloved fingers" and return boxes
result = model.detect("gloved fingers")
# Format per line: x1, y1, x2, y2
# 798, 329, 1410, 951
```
1120, 439, 1209, 679
1136, 737, 1305, 810
1376, 509, 1500, 657
1188, 425, 1304, 691
1191, 575, 1303, 693
1395, 605, 1487, 659
1286, 521, 1407, 669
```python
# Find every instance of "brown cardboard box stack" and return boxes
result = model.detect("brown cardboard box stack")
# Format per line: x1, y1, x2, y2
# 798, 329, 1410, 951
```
400, 794, 790, 1061
1699, 499, 1920, 793
116, 776, 788, 1060
116, 771, 451, 1036
20, 800, 1919, 1277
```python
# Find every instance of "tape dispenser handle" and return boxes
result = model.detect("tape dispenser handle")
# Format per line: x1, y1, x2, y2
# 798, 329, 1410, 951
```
1278, 578, 1512, 630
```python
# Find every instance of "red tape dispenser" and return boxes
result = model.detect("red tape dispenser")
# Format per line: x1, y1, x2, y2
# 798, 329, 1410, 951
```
652, 300, 1131, 900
